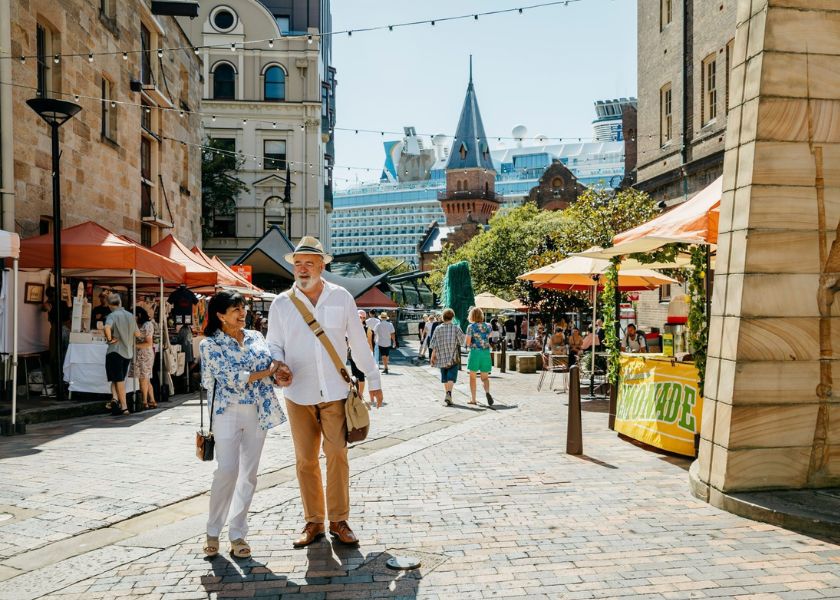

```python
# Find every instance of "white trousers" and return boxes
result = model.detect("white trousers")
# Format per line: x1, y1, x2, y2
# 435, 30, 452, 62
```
207, 403, 267, 541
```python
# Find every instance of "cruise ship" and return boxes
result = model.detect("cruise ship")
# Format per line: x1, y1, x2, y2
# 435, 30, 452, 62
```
330, 99, 634, 266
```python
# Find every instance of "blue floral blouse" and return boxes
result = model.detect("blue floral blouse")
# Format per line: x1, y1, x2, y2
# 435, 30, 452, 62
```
199, 329, 286, 430
466, 322, 492, 350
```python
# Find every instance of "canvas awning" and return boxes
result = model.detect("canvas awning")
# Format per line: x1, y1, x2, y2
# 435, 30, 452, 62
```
355, 286, 398, 309
474, 292, 516, 311
591, 176, 722, 259
151, 234, 218, 288
187, 246, 245, 288
0, 230, 19, 260
19, 221, 185, 282
519, 255, 676, 291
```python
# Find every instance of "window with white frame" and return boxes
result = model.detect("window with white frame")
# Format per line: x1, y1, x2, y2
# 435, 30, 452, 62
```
702, 54, 717, 125
660, 83, 673, 145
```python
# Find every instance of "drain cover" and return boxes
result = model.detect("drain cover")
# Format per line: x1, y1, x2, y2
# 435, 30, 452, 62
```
386, 556, 421, 570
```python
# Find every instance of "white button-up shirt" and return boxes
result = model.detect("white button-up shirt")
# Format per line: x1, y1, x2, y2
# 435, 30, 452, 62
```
266, 279, 382, 405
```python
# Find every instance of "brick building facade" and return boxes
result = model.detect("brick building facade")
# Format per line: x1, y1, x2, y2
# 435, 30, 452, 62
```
7, 0, 203, 247
526, 160, 585, 211
635, 0, 736, 204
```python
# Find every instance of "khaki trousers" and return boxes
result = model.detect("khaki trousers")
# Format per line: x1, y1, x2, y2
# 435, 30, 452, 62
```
285, 398, 349, 523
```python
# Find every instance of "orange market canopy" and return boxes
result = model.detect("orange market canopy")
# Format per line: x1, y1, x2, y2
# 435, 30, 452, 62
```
189, 246, 264, 294
151, 235, 218, 288
19, 221, 185, 283
519, 255, 677, 292
591, 176, 722, 259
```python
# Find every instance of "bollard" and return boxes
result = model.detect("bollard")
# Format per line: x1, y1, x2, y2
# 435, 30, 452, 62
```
566, 365, 583, 455
608, 382, 617, 431
500, 342, 507, 373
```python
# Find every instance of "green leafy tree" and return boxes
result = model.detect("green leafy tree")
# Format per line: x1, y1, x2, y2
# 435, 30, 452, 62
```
201, 138, 248, 239
373, 256, 413, 275
429, 203, 567, 299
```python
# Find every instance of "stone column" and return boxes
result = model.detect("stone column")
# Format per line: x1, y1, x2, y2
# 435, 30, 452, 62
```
692, 0, 840, 499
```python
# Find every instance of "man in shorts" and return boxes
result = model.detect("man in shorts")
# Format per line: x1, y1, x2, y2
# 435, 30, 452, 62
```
103, 293, 138, 415
373, 312, 396, 374
428, 308, 465, 406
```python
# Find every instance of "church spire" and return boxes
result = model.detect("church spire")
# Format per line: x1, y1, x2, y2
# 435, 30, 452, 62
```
445, 59, 494, 172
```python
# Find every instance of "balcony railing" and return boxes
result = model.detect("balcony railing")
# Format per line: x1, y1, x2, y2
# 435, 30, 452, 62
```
437, 189, 502, 201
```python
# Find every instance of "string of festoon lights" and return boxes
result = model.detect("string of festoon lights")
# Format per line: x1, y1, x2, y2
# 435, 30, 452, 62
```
3, 78, 670, 160
1, 0, 586, 62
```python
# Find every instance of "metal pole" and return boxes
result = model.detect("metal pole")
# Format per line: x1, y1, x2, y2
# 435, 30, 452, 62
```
51, 122, 64, 402
566, 365, 582, 455
132, 269, 137, 409
11, 257, 18, 425
590, 281, 597, 398
609, 278, 621, 431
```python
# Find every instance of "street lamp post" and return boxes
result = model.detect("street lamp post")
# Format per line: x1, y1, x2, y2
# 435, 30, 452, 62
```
283, 163, 292, 239
26, 98, 81, 402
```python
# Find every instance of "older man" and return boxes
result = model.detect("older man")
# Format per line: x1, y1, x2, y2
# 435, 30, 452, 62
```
267, 237, 384, 548
103, 293, 138, 415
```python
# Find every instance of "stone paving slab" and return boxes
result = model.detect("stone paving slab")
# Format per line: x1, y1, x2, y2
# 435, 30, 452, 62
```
1, 346, 839, 599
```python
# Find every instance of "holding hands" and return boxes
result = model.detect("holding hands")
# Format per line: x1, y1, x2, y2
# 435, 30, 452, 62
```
272, 361, 293, 387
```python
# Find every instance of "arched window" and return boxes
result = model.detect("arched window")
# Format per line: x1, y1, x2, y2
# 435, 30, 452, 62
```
456, 180, 463, 191
459, 143, 468, 160
551, 176, 565, 190
213, 63, 235, 100
264, 65, 285, 101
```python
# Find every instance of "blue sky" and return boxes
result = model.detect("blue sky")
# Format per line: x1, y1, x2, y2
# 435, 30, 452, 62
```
329, 0, 637, 188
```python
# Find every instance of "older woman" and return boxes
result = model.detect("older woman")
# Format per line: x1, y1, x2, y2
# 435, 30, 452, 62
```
133, 306, 156, 409
465, 307, 494, 406
199, 291, 291, 560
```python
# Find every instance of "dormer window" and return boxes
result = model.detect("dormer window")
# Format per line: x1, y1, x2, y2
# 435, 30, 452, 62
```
459, 143, 468, 160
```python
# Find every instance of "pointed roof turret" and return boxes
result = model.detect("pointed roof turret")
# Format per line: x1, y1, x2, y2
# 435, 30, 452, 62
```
446, 57, 495, 172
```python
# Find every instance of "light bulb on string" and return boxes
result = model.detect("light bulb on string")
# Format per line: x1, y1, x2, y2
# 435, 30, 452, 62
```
88, 54, 94, 63
179, 110, 184, 117
231, 43, 236, 51
242, 119, 248, 125
19, 56, 25, 64
474, 14, 479, 20
347, 30, 352, 36
211, 115, 216, 122
53, 54, 60, 64
431, 20, 435, 26
519, 7, 523, 13
268, 39, 274, 48
299, 124, 304, 131
388, 25, 393, 31
73, 95, 80, 102
111, 101, 117, 108
123, 52, 128, 60
272, 122, 277, 128
194, 47, 200, 54
307, 35, 313, 44
157, 49, 163, 58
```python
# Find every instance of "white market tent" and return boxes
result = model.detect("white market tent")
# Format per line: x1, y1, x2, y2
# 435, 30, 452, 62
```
0, 230, 20, 427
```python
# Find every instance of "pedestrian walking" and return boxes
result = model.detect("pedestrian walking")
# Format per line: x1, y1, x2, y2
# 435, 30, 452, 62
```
465, 307, 494, 406
266, 236, 383, 548
374, 312, 396, 374
131, 306, 157, 409
428, 308, 464, 406
103, 293, 138, 416
199, 290, 289, 560
504, 317, 516, 349
348, 310, 372, 397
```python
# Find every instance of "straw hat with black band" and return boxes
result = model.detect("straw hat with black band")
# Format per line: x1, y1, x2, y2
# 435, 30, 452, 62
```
284, 236, 333, 264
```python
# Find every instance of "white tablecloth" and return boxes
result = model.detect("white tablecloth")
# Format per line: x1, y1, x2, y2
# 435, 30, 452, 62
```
63, 342, 137, 394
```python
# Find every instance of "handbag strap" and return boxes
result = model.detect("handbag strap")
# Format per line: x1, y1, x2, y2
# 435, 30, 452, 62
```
288, 289, 352, 384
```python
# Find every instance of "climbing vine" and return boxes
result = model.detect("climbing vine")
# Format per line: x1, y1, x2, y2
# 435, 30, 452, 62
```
687, 246, 709, 396
601, 259, 621, 386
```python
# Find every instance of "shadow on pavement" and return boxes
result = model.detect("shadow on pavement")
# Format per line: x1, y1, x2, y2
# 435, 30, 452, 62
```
572, 454, 619, 469
201, 554, 287, 596
581, 399, 610, 413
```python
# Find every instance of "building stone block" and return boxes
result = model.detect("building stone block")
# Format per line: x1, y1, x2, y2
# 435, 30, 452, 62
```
720, 447, 812, 491
765, 9, 840, 55
745, 185, 821, 230
728, 404, 818, 448
746, 7, 768, 62
713, 401, 733, 447
722, 145, 741, 196
739, 98, 760, 147
719, 316, 743, 362
743, 52, 763, 103
723, 273, 745, 317
742, 230, 824, 274
711, 273, 728, 317
732, 360, 823, 405
701, 396, 720, 439
704, 356, 721, 399
706, 313, 727, 360
725, 229, 748, 275
696, 437, 717, 483
735, 141, 757, 189
739, 274, 822, 316
715, 357, 737, 406
725, 101, 744, 151
751, 141, 818, 187
826, 409, 840, 445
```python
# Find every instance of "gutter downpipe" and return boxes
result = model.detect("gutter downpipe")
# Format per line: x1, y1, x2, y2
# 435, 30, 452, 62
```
0, 0, 15, 231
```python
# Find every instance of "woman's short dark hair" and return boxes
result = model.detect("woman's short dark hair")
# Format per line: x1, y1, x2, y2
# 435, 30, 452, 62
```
135, 306, 150, 326
205, 290, 245, 337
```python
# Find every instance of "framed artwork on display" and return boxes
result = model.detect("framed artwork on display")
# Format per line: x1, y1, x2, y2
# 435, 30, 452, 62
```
24, 282, 45, 304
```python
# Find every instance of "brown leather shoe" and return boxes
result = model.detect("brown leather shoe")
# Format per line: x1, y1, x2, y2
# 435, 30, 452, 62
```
292, 522, 325, 548
329, 520, 359, 545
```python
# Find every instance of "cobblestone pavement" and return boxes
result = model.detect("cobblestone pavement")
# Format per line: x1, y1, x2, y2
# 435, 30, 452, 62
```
0, 347, 839, 599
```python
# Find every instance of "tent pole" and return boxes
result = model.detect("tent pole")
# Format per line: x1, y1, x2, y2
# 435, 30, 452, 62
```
132, 269, 137, 407
11, 258, 18, 426
159, 277, 164, 402
590, 281, 597, 398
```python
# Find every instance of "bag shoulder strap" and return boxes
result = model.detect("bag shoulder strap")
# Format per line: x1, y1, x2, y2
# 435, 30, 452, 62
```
200, 339, 217, 432
288, 290, 352, 384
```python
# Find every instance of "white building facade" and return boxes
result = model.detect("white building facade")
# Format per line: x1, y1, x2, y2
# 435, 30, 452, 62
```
178, 0, 335, 262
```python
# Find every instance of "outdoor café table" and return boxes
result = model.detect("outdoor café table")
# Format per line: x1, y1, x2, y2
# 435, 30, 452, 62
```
63, 341, 137, 396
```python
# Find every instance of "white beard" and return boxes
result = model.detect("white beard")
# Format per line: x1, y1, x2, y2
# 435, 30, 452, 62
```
295, 275, 320, 291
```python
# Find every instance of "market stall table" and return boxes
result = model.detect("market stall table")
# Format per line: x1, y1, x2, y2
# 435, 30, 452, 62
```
63, 341, 137, 395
